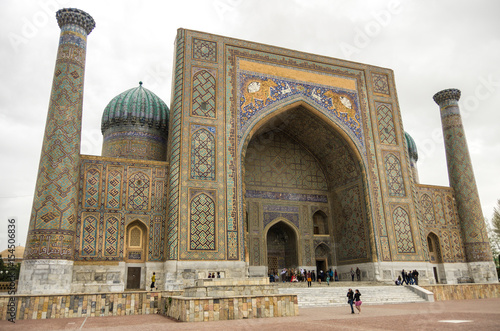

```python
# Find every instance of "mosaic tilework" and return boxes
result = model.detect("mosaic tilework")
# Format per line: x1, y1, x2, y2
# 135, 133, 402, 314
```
76, 157, 167, 262
81, 214, 98, 256
434, 193, 446, 225
127, 171, 151, 210
376, 102, 397, 144
103, 214, 119, 257
102, 129, 167, 161
336, 184, 369, 262
392, 206, 415, 253
384, 153, 406, 197
192, 38, 217, 62
237, 73, 364, 147
166, 31, 185, 260
83, 165, 101, 209
192, 68, 216, 118
437, 95, 492, 262
263, 212, 299, 229
380, 236, 391, 261
245, 190, 328, 203
245, 131, 328, 191
420, 193, 434, 225
451, 230, 465, 262
105, 167, 122, 209
190, 126, 216, 180
190, 193, 216, 250
26, 22, 90, 260
372, 72, 390, 95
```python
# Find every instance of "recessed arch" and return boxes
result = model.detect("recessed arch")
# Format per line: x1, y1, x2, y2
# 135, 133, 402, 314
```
242, 100, 375, 268
264, 218, 299, 273
125, 219, 148, 263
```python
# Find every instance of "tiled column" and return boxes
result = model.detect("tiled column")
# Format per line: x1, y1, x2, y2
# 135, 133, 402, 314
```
19, 8, 95, 294
433, 88, 496, 282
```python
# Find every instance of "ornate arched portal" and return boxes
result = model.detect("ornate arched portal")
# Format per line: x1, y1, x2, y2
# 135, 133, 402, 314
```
242, 102, 373, 271
265, 220, 298, 274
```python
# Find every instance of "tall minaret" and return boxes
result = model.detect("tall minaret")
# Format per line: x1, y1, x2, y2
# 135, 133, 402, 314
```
433, 88, 496, 282
19, 8, 95, 294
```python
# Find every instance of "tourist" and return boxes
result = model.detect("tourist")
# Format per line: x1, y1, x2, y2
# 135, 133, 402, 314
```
307, 271, 312, 287
334, 269, 338, 281
312, 270, 316, 282
326, 272, 330, 286
217, 271, 221, 278
346, 288, 355, 314
350, 268, 355, 281
208, 272, 212, 279
356, 267, 361, 281
401, 269, 406, 284
395, 275, 402, 285
354, 289, 362, 313
329, 268, 334, 282
318, 270, 323, 284
150, 272, 156, 291
413, 270, 419, 285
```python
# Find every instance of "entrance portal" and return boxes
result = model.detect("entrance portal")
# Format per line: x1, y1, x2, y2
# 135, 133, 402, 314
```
127, 267, 141, 289
266, 221, 297, 274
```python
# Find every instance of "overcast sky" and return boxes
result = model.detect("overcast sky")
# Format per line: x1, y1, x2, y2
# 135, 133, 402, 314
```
0, 0, 499, 250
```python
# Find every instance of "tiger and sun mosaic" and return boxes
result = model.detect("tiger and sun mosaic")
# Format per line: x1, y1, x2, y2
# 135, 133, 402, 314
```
19, 9, 496, 295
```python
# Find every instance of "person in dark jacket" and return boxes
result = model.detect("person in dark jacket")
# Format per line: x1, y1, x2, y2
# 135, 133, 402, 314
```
354, 289, 362, 313
346, 288, 355, 314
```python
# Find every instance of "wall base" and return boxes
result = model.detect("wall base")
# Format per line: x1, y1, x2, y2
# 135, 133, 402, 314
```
17, 259, 73, 295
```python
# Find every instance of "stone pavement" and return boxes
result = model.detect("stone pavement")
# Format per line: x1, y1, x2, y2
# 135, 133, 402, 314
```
1, 298, 499, 330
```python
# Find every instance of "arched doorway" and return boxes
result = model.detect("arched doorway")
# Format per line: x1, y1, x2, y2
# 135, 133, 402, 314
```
266, 221, 298, 275
315, 243, 331, 275
242, 102, 373, 273
427, 232, 443, 283
125, 220, 147, 289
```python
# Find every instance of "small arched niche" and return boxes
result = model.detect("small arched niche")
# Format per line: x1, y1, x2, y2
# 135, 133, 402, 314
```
125, 220, 148, 263
313, 210, 329, 235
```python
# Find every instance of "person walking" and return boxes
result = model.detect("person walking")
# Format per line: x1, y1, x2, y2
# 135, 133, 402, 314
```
354, 289, 362, 313
346, 288, 355, 314
350, 268, 355, 281
356, 267, 361, 281
307, 271, 312, 287
150, 272, 156, 291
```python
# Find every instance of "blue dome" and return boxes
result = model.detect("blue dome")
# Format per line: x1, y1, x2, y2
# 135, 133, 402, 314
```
405, 131, 418, 162
101, 82, 169, 133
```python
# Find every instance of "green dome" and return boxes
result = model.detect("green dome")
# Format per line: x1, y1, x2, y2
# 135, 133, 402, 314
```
101, 82, 169, 133
405, 131, 418, 162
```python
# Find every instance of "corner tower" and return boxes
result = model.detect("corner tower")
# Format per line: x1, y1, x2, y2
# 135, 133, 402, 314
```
19, 8, 95, 294
433, 88, 496, 282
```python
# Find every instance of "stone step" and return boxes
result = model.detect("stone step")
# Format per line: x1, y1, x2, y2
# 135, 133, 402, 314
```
278, 286, 427, 308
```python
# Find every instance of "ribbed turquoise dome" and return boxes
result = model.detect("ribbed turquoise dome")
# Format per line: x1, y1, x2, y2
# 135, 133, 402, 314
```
101, 82, 169, 132
404, 131, 418, 162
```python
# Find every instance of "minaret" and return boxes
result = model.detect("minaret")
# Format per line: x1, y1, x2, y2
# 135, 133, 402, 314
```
433, 88, 496, 282
19, 8, 95, 294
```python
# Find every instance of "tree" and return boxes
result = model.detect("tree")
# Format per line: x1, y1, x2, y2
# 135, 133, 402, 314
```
486, 199, 500, 269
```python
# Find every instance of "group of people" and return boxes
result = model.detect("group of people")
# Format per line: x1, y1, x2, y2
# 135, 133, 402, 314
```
350, 267, 362, 281
346, 288, 362, 314
269, 268, 340, 285
395, 269, 419, 285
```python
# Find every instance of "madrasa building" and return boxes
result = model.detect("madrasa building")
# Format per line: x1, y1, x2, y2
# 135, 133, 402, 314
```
18, 8, 497, 294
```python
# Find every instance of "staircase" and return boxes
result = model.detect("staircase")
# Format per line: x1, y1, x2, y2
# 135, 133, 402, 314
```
278, 285, 427, 308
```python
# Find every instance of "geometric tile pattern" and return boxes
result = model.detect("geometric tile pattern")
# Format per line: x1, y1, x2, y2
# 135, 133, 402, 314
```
105, 168, 122, 209
451, 230, 465, 262
103, 215, 119, 256
190, 127, 216, 180
372, 72, 390, 95
192, 38, 217, 62
245, 131, 328, 191
420, 193, 434, 226
376, 102, 397, 144
392, 206, 415, 253
439, 98, 492, 262
190, 193, 216, 250
127, 172, 151, 210
384, 153, 406, 197
84, 166, 100, 208
336, 184, 369, 261
75, 157, 167, 262
166, 31, 185, 260
192, 69, 216, 118
434, 193, 446, 225
82, 214, 98, 256
25, 22, 89, 260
